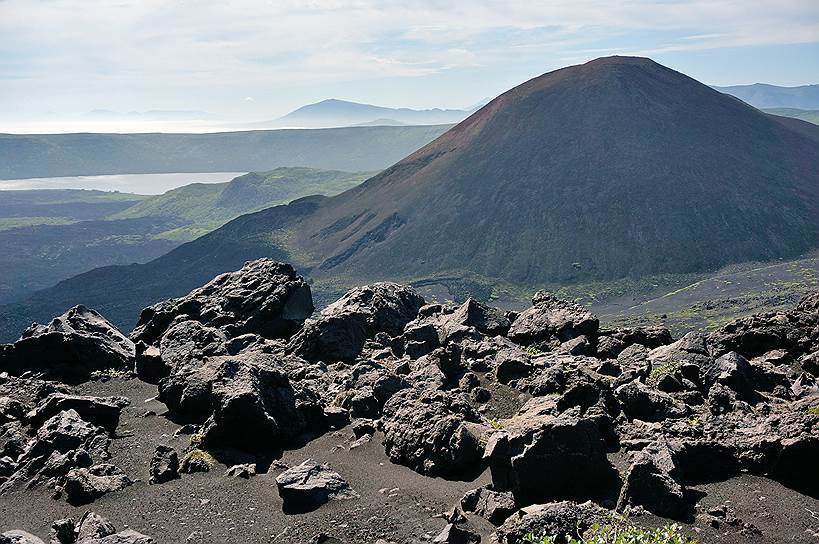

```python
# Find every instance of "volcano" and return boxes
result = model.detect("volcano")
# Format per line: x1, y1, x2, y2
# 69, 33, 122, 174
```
292, 56, 819, 284
3, 56, 818, 337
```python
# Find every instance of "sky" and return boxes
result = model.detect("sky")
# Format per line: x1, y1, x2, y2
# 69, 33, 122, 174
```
1, 0, 818, 133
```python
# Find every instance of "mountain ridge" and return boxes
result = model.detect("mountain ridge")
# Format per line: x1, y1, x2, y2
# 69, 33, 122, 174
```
714, 82, 819, 109
261, 99, 475, 128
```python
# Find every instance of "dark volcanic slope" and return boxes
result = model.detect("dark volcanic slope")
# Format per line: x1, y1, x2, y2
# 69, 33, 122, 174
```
294, 56, 819, 284
2, 56, 818, 339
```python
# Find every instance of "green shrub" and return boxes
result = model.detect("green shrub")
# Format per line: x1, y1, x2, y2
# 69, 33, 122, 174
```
805, 405, 819, 416
523, 515, 698, 544
647, 361, 683, 385
179, 449, 216, 474
525, 345, 544, 356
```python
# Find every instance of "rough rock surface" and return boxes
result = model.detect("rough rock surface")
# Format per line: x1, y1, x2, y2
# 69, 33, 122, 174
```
507, 291, 598, 346
287, 283, 424, 362
275, 459, 358, 512
148, 445, 179, 484
1, 258, 818, 543
62, 464, 132, 505
617, 440, 688, 519
381, 387, 485, 477
131, 259, 313, 346
496, 501, 607, 543
0, 306, 134, 383
157, 351, 325, 451
486, 409, 618, 505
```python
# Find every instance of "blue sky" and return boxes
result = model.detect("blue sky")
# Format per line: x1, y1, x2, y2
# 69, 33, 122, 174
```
1, 0, 818, 132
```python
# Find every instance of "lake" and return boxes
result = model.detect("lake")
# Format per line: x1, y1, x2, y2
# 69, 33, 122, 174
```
0, 172, 247, 195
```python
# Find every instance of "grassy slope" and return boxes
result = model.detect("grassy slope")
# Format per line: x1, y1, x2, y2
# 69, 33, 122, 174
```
0, 168, 371, 308
109, 167, 370, 241
0, 189, 148, 229
764, 108, 819, 125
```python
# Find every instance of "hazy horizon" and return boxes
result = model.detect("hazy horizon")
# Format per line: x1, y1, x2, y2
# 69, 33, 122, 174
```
2, 0, 818, 134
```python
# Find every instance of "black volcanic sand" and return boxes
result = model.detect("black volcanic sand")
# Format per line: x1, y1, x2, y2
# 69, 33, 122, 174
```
1, 377, 818, 543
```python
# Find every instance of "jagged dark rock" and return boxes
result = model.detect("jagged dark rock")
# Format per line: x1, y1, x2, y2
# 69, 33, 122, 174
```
287, 283, 424, 363
617, 440, 689, 519
157, 350, 325, 451
460, 485, 517, 524
486, 406, 617, 505
496, 501, 607, 543
131, 259, 313, 346
381, 387, 485, 477
431, 523, 480, 544
28, 394, 127, 434
275, 459, 358, 512
507, 291, 598, 346
149, 445, 179, 484
62, 463, 132, 505
0, 306, 134, 383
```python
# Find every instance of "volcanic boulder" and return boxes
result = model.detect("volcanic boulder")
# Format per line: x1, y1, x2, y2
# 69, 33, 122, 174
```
131, 259, 313, 346
275, 459, 358, 512
507, 291, 598, 347
496, 501, 607, 544
617, 440, 689, 519
287, 283, 424, 362
157, 351, 325, 451
485, 409, 617, 505
149, 445, 179, 485
62, 463, 133, 505
0, 306, 134, 383
381, 387, 485, 477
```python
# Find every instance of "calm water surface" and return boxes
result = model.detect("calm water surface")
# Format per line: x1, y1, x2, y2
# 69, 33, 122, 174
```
0, 172, 246, 195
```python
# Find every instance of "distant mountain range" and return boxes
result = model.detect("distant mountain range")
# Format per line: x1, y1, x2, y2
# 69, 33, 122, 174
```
763, 108, 819, 126
715, 83, 819, 109
0, 125, 450, 180
258, 99, 477, 128
5, 56, 817, 339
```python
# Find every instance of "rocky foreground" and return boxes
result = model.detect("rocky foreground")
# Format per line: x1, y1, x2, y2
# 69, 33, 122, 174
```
0, 259, 818, 543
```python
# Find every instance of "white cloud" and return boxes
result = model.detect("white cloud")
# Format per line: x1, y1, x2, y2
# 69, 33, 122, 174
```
0, 0, 817, 119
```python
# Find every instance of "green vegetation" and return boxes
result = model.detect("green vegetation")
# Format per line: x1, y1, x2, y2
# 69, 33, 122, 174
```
524, 516, 698, 544
488, 418, 504, 430
180, 449, 217, 473
111, 168, 370, 240
189, 427, 205, 446
0, 216, 76, 231
0, 168, 370, 309
648, 361, 683, 385
525, 345, 544, 356
805, 406, 819, 416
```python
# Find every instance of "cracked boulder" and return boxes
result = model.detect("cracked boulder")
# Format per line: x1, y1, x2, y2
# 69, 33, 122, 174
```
617, 440, 689, 519
62, 464, 132, 505
0, 409, 110, 494
275, 459, 358, 513
0, 306, 134, 383
157, 351, 325, 451
381, 387, 485, 478
486, 409, 617, 505
131, 259, 313, 346
507, 291, 598, 347
288, 283, 424, 363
